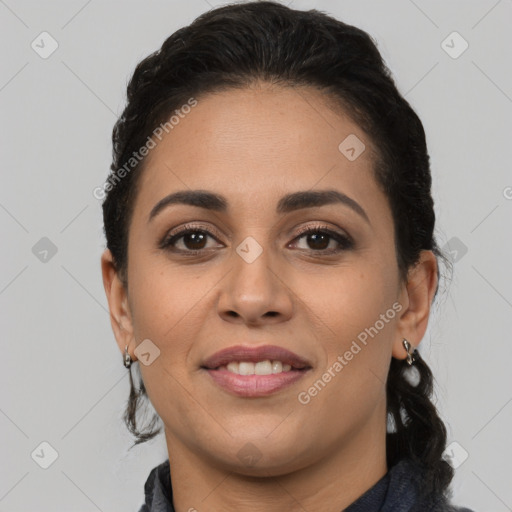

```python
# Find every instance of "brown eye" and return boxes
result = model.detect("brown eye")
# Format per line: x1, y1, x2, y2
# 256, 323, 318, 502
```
179, 231, 208, 250
291, 226, 354, 253
160, 228, 222, 253
303, 232, 330, 250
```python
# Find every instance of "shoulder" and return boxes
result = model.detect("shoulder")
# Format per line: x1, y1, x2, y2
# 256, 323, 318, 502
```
396, 458, 476, 512
137, 459, 174, 512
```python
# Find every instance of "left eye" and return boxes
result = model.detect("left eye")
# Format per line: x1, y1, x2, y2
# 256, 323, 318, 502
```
291, 228, 353, 252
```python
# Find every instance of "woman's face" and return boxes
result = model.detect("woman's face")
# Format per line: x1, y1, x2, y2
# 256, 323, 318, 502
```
103, 85, 424, 475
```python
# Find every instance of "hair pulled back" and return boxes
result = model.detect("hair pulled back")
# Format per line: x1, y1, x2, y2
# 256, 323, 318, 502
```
102, 1, 453, 497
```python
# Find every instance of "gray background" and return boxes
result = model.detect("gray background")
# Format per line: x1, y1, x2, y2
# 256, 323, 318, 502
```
1, 0, 511, 510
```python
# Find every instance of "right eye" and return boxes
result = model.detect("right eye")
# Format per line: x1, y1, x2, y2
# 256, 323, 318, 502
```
160, 225, 224, 254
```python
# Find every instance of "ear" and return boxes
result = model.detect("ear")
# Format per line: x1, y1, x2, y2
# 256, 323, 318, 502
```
392, 250, 438, 361
100, 248, 137, 362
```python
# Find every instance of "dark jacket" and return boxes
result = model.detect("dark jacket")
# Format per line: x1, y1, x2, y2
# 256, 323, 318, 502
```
138, 457, 475, 511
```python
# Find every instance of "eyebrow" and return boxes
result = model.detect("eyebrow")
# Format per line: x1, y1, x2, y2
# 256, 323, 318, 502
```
148, 189, 370, 224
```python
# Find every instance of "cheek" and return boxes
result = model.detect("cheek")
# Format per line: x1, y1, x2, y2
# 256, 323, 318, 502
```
293, 268, 396, 433
127, 262, 187, 355
296, 260, 398, 399
295, 260, 397, 344
127, 258, 229, 366
129, 250, 188, 319
127, 263, 209, 423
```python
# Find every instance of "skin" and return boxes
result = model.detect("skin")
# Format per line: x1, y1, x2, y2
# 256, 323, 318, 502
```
101, 83, 437, 512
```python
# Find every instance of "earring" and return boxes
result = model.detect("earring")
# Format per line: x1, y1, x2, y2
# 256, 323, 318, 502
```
402, 339, 416, 366
123, 345, 132, 369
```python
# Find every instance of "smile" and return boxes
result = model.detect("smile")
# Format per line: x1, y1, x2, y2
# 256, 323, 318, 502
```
218, 360, 292, 375
204, 367, 309, 397
201, 344, 312, 397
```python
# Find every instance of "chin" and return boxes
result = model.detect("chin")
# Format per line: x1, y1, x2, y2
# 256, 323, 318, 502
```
201, 434, 319, 477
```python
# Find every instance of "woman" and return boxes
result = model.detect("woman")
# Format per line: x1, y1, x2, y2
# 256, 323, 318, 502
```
100, 2, 475, 510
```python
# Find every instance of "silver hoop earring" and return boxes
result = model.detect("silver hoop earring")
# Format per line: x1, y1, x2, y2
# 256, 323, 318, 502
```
123, 345, 132, 369
402, 339, 416, 366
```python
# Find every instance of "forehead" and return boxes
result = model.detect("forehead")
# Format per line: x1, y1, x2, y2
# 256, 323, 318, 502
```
132, 85, 385, 220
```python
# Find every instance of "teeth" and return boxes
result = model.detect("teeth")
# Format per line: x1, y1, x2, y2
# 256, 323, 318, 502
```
239, 362, 254, 376
226, 362, 239, 373
272, 361, 282, 373
221, 360, 293, 375
255, 360, 272, 375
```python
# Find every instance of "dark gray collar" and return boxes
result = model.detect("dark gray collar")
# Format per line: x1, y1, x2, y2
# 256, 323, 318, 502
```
137, 457, 474, 512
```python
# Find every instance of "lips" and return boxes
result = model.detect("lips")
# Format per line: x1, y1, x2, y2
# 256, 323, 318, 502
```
201, 344, 312, 370
201, 344, 312, 397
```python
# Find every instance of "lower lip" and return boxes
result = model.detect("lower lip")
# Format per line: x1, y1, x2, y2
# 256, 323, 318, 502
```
204, 368, 308, 397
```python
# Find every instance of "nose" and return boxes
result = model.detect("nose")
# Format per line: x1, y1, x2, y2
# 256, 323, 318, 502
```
217, 243, 294, 326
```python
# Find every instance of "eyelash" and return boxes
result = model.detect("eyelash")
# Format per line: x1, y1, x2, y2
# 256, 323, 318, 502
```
160, 223, 354, 255
294, 225, 354, 252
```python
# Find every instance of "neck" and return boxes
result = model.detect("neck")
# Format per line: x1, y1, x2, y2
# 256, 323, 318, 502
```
164, 412, 388, 512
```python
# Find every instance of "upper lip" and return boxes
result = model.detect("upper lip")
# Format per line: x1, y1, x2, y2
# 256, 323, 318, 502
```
201, 345, 312, 370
